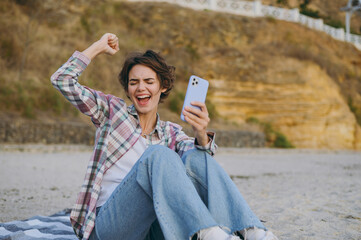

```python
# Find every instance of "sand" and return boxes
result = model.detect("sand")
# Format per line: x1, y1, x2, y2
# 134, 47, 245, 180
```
0, 145, 360, 240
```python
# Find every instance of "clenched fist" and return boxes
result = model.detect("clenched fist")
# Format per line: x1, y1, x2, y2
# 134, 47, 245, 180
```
82, 33, 119, 60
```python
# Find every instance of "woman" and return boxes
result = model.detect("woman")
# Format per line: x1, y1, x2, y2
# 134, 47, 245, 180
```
51, 33, 278, 240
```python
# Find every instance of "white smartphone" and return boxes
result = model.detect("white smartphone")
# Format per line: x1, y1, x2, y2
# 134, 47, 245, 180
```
180, 75, 209, 122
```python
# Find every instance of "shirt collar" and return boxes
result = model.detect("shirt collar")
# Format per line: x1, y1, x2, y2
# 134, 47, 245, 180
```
127, 104, 138, 116
127, 105, 163, 139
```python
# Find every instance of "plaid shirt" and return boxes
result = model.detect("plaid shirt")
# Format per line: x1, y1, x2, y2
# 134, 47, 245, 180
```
51, 51, 217, 240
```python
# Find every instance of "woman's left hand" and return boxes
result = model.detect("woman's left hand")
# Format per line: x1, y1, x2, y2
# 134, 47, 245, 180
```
182, 101, 210, 146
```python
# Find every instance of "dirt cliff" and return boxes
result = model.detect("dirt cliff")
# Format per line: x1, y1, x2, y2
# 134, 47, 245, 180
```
210, 59, 361, 149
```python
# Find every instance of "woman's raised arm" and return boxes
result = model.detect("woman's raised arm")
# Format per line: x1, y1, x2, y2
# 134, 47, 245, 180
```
50, 33, 122, 127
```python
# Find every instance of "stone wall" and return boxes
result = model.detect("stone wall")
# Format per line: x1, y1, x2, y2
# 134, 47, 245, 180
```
0, 120, 95, 145
0, 119, 265, 148
215, 130, 265, 148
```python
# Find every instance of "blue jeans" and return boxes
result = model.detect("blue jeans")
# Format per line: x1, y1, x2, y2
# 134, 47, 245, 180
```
89, 145, 265, 240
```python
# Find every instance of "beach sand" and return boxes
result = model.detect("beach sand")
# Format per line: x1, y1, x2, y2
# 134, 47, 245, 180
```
0, 145, 360, 239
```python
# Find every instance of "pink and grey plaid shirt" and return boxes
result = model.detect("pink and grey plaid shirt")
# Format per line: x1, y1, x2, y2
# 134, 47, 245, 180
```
51, 51, 217, 239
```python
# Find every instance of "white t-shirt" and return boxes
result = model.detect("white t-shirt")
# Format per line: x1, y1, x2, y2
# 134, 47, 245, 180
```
96, 137, 148, 207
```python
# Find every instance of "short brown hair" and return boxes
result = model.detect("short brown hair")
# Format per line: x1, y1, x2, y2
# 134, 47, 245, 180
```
118, 50, 175, 102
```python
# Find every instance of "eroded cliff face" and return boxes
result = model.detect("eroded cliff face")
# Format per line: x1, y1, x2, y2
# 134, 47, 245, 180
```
210, 57, 361, 149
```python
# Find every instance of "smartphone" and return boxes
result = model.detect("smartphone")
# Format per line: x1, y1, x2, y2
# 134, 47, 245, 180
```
180, 75, 209, 122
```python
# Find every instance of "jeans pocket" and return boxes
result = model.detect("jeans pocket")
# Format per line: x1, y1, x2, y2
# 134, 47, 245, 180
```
96, 206, 101, 216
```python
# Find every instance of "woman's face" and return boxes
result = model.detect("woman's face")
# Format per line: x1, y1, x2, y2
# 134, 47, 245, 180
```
127, 64, 166, 116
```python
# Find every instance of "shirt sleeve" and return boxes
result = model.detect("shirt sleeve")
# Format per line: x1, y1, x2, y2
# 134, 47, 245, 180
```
175, 129, 218, 157
50, 51, 113, 127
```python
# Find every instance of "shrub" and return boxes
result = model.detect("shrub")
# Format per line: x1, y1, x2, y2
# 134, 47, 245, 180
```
263, 122, 275, 142
300, 0, 320, 18
324, 18, 344, 29
273, 131, 294, 148
348, 96, 357, 113
277, 0, 288, 5
348, 96, 361, 126
300, 8, 320, 18
246, 117, 294, 148
264, 123, 294, 148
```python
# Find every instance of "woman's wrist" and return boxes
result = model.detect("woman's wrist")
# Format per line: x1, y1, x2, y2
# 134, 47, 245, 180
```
82, 41, 105, 60
196, 132, 210, 146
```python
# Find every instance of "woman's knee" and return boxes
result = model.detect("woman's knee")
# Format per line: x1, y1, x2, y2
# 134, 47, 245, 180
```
181, 149, 209, 177
140, 145, 182, 167
182, 149, 214, 167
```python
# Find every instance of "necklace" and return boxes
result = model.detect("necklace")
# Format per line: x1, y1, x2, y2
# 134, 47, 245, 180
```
142, 131, 149, 138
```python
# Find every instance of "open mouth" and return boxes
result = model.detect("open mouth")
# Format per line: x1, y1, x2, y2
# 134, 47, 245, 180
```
136, 95, 151, 106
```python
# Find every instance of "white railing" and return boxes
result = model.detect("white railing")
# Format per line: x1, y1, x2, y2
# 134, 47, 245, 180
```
127, 0, 361, 50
